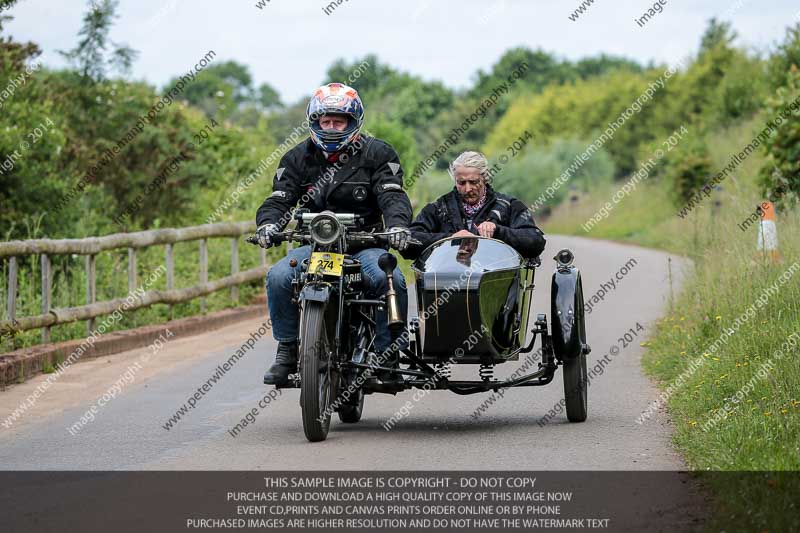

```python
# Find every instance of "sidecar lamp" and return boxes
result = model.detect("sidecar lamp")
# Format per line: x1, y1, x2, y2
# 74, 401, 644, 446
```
554, 248, 574, 268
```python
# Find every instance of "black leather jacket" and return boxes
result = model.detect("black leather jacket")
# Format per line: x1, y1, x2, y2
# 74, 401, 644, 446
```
403, 186, 546, 259
256, 135, 412, 235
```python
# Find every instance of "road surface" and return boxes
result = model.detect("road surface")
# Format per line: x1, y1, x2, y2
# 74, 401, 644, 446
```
0, 236, 706, 529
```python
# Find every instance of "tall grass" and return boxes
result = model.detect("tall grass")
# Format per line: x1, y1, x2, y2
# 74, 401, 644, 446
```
546, 115, 800, 530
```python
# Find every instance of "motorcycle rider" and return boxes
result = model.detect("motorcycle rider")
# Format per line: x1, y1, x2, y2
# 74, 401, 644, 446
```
402, 150, 546, 259
256, 82, 412, 386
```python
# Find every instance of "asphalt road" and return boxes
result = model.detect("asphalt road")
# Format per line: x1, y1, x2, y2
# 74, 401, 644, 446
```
0, 235, 707, 528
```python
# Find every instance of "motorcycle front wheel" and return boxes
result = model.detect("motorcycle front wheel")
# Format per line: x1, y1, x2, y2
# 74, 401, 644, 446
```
299, 300, 333, 442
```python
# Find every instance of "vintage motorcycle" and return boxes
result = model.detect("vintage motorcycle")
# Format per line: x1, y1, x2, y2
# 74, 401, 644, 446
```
248, 211, 590, 442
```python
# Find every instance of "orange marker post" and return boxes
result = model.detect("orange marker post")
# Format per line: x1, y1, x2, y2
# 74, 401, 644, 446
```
757, 201, 781, 263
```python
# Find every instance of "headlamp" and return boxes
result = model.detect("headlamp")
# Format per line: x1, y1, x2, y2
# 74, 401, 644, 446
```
309, 212, 342, 245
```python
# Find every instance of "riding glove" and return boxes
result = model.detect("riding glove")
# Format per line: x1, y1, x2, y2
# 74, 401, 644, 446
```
256, 224, 279, 248
387, 227, 411, 251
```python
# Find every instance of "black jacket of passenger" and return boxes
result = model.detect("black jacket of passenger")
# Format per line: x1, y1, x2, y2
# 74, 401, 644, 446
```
403, 186, 546, 259
256, 135, 412, 234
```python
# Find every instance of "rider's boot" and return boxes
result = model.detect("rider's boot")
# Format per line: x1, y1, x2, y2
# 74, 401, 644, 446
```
377, 349, 404, 386
263, 341, 298, 386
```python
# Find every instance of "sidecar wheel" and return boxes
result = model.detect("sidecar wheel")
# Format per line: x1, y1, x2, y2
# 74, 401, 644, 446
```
563, 278, 588, 422
563, 351, 588, 422
300, 301, 332, 442
337, 389, 364, 423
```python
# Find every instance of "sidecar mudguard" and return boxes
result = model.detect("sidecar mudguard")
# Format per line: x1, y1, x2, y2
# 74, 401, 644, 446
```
551, 266, 587, 361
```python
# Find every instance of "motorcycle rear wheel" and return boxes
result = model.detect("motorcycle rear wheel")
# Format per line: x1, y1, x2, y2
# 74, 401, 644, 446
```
337, 389, 364, 423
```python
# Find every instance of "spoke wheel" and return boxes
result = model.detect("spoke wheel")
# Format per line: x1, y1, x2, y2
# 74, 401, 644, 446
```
300, 301, 333, 442
563, 278, 588, 422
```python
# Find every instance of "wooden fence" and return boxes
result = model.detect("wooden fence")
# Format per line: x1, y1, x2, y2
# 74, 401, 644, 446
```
0, 222, 270, 346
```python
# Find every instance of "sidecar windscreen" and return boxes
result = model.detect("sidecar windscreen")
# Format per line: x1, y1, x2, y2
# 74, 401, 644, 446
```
413, 237, 522, 274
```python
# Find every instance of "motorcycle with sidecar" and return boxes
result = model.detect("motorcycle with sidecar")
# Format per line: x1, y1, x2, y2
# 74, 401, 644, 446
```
248, 211, 590, 442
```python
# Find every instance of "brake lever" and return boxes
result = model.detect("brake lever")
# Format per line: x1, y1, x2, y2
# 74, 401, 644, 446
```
367, 231, 422, 247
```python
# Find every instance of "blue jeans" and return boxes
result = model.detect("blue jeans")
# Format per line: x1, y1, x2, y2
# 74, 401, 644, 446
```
266, 246, 408, 352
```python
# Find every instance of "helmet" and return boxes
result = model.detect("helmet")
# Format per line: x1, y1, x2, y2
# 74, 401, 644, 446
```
307, 83, 364, 153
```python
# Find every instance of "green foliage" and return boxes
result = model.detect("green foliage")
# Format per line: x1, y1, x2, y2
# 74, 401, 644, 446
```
769, 23, 800, 89
0, 28, 273, 238
485, 19, 770, 188
363, 116, 419, 178
58, 0, 137, 81
492, 138, 615, 208
758, 70, 800, 204
668, 138, 714, 204
574, 54, 643, 79
640, 210, 800, 532
698, 18, 737, 57
484, 69, 664, 177
257, 82, 282, 110
325, 54, 394, 95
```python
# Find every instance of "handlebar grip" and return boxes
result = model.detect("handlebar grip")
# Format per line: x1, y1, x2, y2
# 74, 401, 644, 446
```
245, 232, 286, 246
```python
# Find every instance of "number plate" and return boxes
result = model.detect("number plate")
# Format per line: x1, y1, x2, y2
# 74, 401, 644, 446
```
308, 252, 344, 276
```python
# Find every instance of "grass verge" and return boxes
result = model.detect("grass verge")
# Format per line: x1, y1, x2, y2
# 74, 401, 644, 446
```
544, 116, 800, 531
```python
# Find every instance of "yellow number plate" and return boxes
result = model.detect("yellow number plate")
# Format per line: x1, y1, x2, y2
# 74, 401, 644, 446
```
308, 252, 344, 276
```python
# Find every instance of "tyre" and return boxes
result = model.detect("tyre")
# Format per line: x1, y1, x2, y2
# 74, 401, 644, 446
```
300, 300, 333, 442
563, 276, 588, 422
563, 350, 588, 422
337, 389, 364, 423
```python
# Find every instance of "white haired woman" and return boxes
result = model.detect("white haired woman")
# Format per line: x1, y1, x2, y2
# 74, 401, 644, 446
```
402, 150, 546, 259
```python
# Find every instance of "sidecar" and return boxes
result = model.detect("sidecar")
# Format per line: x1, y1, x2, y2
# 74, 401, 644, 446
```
396, 236, 591, 421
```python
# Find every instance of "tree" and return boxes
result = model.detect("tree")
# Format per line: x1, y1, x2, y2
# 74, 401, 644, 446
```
470, 48, 576, 99
668, 139, 713, 205
58, 0, 137, 82
769, 23, 800, 89
699, 18, 737, 57
258, 82, 282, 110
325, 54, 395, 95
206, 60, 254, 104
574, 54, 642, 79
759, 69, 800, 204
164, 60, 268, 120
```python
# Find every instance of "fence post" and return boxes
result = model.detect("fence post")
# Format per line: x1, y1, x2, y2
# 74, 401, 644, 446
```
199, 239, 208, 314
128, 248, 137, 294
85, 254, 96, 335
166, 244, 174, 320
230, 238, 239, 305
6, 256, 18, 351
259, 247, 266, 267
41, 254, 51, 343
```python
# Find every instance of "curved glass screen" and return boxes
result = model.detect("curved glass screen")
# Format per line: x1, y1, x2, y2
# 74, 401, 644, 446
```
414, 237, 522, 273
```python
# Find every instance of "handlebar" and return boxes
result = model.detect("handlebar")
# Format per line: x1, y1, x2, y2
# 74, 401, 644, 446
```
245, 230, 420, 249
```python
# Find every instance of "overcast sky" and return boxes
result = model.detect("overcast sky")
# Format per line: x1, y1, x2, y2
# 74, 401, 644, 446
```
5, 0, 799, 103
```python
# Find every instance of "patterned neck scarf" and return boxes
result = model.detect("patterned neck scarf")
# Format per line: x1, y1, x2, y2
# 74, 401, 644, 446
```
462, 188, 487, 217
